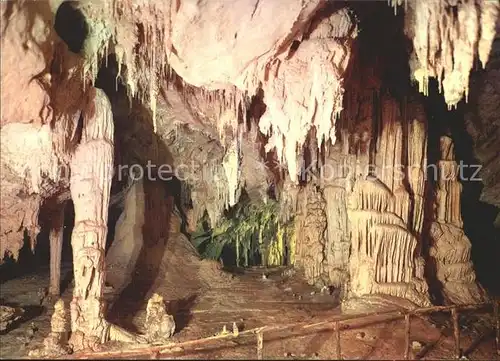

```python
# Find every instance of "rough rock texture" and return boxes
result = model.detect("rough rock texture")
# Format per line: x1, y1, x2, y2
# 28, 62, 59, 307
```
428, 136, 486, 305
464, 21, 500, 208
0, 305, 23, 332
292, 95, 431, 307
41, 299, 71, 356
0, 1, 78, 261
294, 184, 328, 288
70, 0, 358, 184
400, 0, 500, 107
1, 0, 499, 349
144, 293, 176, 343
68, 88, 114, 350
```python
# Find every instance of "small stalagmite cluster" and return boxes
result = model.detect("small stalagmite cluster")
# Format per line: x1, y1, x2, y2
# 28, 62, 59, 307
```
144, 293, 176, 344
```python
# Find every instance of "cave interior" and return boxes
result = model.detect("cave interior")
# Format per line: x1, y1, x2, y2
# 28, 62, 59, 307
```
0, 0, 499, 359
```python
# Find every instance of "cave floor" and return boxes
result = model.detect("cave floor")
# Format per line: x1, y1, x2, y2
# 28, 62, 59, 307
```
0, 265, 498, 360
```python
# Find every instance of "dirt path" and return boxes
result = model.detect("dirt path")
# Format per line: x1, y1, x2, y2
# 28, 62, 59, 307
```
1, 263, 497, 360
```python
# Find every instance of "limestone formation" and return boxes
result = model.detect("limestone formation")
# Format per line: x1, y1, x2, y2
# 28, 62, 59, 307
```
292, 88, 431, 306
42, 299, 71, 356
428, 136, 485, 305
49, 203, 66, 297
67, 89, 145, 350
323, 184, 350, 288
1, 1, 498, 352
400, 0, 499, 108
67, 89, 115, 350
144, 293, 176, 343
294, 184, 328, 288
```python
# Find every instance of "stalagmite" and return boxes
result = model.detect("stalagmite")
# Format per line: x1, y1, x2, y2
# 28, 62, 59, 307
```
345, 99, 430, 306
68, 89, 144, 351
293, 80, 431, 306
144, 293, 176, 343
323, 185, 350, 287
49, 203, 66, 297
294, 184, 328, 287
428, 136, 485, 305
29, 299, 71, 357
68, 89, 114, 349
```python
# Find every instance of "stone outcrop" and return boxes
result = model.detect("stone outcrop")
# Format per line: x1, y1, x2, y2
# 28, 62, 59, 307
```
428, 136, 486, 305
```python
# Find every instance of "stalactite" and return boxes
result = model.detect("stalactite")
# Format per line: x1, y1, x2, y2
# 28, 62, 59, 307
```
257, 9, 357, 183
403, 0, 499, 107
222, 136, 242, 207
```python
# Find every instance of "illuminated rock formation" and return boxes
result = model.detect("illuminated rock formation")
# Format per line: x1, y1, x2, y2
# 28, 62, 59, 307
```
398, 0, 499, 108
144, 293, 176, 343
428, 136, 486, 305
41, 299, 71, 356
48, 203, 66, 297
292, 93, 430, 306
0, 0, 498, 350
294, 184, 328, 287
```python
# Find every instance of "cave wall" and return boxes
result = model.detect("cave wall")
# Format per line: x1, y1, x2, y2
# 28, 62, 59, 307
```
292, 94, 431, 306
1, 0, 498, 318
464, 21, 500, 209
288, 2, 492, 306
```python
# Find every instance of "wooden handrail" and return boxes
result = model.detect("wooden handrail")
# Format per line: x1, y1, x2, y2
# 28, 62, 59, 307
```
66, 300, 499, 360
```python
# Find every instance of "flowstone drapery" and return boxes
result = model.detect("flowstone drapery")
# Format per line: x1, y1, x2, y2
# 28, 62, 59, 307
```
292, 91, 431, 306
1, 2, 498, 351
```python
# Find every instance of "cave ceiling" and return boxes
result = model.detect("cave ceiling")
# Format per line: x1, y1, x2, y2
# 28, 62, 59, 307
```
1, 0, 499, 260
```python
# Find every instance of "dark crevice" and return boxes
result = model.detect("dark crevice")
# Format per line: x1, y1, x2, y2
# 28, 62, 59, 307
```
54, 1, 88, 54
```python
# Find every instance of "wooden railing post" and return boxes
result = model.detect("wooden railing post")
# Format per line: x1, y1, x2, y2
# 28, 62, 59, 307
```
494, 300, 499, 356
404, 313, 411, 360
256, 330, 263, 360
451, 307, 460, 358
335, 321, 341, 360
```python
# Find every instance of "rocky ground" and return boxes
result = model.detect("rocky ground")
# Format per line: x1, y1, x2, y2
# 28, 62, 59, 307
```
0, 262, 498, 360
